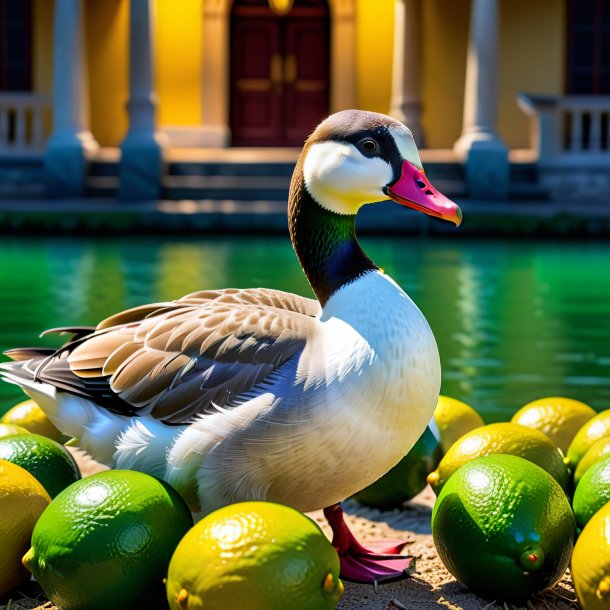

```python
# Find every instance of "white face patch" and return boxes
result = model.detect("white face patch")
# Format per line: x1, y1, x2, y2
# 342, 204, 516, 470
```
303, 141, 393, 215
388, 126, 423, 170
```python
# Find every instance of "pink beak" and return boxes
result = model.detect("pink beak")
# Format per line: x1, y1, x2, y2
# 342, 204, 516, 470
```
386, 160, 463, 227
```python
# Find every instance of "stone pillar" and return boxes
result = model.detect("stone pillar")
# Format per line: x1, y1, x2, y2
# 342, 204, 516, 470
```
389, 0, 424, 146
200, 3, 231, 147
119, 0, 167, 202
454, 0, 508, 200
44, 0, 98, 198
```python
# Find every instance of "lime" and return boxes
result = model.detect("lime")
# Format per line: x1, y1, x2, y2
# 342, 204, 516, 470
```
575, 437, 610, 487
432, 395, 484, 452
573, 456, 610, 529
572, 500, 610, 609
511, 396, 596, 454
23, 470, 193, 610
0, 433, 80, 498
567, 410, 610, 470
1, 399, 63, 441
0, 459, 50, 597
352, 426, 442, 509
166, 501, 343, 610
432, 454, 575, 602
0, 423, 30, 438
427, 422, 569, 494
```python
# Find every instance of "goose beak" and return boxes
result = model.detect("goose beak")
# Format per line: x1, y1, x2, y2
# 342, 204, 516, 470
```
386, 160, 463, 227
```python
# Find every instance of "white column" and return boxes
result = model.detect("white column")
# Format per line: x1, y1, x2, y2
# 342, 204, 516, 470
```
454, 0, 508, 199
119, 0, 167, 202
389, 0, 424, 146
44, 0, 98, 198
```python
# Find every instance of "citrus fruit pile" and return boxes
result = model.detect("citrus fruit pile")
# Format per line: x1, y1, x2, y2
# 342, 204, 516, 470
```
425, 394, 610, 608
0, 397, 345, 610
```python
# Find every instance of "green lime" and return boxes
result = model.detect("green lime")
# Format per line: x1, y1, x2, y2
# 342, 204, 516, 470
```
568, 410, 610, 470
23, 470, 193, 610
0, 423, 31, 439
1, 399, 63, 441
572, 500, 610, 609
352, 426, 443, 509
573, 456, 610, 529
432, 454, 575, 602
166, 501, 343, 610
0, 433, 80, 498
511, 396, 596, 454
433, 395, 484, 452
574, 437, 610, 488
427, 422, 569, 494
0, 459, 50, 597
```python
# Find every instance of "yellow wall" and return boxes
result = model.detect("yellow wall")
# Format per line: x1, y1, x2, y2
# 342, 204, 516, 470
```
156, 0, 203, 127
85, 0, 129, 147
498, 0, 565, 149
421, 0, 470, 149
355, 0, 395, 114
33, 0, 565, 150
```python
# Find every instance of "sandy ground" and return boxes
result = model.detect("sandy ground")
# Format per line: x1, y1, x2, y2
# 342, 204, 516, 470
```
1, 449, 579, 610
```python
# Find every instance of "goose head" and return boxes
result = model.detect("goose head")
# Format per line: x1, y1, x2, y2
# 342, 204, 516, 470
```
288, 110, 462, 306
292, 109, 462, 224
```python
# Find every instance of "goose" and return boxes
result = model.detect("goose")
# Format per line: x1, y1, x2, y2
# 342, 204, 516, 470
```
0, 109, 461, 584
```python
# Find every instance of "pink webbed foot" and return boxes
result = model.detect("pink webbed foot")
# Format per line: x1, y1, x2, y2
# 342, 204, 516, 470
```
323, 504, 416, 586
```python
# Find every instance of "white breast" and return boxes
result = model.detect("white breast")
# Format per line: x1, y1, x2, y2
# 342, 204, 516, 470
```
168, 271, 441, 514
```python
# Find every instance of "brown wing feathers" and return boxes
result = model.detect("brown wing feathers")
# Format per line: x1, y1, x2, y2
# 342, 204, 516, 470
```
5, 289, 320, 425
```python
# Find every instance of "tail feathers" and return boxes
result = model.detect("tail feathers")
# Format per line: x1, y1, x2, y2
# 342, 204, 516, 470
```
4, 347, 56, 362
0, 368, 57, 400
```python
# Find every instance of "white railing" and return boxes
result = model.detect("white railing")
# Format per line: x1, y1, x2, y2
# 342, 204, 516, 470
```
0, 93, 51, 156
518, 93, 610, 167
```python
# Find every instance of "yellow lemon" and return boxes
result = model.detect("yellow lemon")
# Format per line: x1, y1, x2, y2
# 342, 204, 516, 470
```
432, 395, 484, 453
166, 501, 343, 610
0, 459, 50, 597
427, 422, 569, 494
0, 423, 30, 439
567, 409, 610, 470
1, 399, 63, 441
571, 500, 610, 609
511, 396, 596, 454
574, 436, 610, 488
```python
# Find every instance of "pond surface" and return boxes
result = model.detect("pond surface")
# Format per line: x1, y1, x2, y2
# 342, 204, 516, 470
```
0, 235, 609, 422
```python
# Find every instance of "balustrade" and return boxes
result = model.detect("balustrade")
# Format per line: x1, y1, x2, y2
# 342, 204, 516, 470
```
518, 94, 610, 166
0, 94, 51, 156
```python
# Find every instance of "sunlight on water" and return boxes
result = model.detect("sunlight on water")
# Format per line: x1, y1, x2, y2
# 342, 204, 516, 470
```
0, 235, 608, 422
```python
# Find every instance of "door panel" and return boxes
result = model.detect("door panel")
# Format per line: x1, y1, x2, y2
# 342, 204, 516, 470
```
230, 17, 283, 144
230, 2, 330, 147
284, 17, 329, 144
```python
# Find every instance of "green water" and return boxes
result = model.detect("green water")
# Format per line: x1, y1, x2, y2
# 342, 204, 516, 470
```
0, 235, 609, 421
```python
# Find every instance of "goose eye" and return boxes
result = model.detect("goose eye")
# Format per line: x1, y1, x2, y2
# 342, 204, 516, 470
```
359, 139, 378, 153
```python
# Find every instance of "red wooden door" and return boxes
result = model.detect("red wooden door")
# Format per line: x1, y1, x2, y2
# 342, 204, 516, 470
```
230, 0, 329, 147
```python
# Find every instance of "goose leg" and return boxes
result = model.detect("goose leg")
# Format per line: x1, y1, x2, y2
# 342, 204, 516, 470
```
323, 504, 416, 585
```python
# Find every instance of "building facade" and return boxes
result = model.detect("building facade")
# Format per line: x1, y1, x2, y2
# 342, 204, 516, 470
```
0, 0, 608, 200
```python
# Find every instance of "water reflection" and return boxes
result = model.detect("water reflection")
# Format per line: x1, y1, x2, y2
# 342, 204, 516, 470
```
0, 235, 608, 421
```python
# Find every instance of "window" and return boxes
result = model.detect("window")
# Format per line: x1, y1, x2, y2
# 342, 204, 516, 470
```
566, 0, 610, 94
0, 0, 32, 91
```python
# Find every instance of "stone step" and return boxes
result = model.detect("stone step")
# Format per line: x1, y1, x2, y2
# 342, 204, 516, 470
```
77, 157, 548, 202
167, 161, 295, 177
162, 174, 290, 201
0, 159, 45, 198
85, 175, 118, 198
